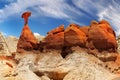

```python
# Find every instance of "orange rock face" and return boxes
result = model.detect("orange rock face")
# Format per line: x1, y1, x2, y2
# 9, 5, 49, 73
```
42, 25, 64, 49
47, 24, 64, 35
64, 24, 87, 47
115, 54, 120, 65
87, 20, 118, 52
17, 12, 38, 51
80, 26, 89, 37
17, 25, 38, 51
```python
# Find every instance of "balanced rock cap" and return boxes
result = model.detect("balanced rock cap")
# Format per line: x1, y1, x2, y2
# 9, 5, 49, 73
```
22, 11, 31, 25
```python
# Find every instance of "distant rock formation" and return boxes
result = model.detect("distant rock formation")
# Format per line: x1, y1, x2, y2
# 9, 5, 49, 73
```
17, 12, 38, 52
87, 20, 118, 52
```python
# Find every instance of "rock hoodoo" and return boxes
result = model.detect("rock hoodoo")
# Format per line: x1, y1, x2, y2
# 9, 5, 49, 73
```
17, 12, 38, 52
64, 24, 87, 47
87, 20, 118, 52
39, 20, 117, 53
42, 25, 64, 49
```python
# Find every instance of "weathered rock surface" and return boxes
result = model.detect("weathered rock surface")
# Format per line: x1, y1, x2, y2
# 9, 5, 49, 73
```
47, 24, 64, 35
80, 26, 89, 35
64, 24, 87, 47
87, 20, 118, 52
5, 36, 18, 53
5, 47, 118, 80
17, 24, 38, 51
1, 41, 120, 80
42, 25, 64, 49
0, 33, 11, 55
0, 56, 16, 80
117, 35, 120, 52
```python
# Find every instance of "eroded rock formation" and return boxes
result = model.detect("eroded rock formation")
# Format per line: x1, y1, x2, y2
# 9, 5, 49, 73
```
64, 24, 87, 47
87, 20, 118, 52
40, 20, 117, 53
17, 12, 38, 52
42, 25, 64, 50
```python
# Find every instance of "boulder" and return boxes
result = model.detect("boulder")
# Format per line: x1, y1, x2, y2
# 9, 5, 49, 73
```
87, 20, 118, 52
64, 24, 87, 47
42, 25, 64, 49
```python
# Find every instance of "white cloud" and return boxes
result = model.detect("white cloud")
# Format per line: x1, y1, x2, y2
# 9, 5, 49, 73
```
72, 0, 105, 16
98, 1, 120, 36
35, 0, 69, 18
34, 32, 40, 36
34, 32, 45, 41
0, 0, 41, 21
34, 32, 44, 37
0, 0, 84, 24
0, 0, 69, 21
72, 0, 120, 36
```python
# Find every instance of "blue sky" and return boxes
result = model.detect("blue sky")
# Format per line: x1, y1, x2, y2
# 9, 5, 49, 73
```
0, 0, 120, 37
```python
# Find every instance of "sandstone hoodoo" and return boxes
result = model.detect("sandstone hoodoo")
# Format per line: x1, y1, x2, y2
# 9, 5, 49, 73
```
64, 23, 87, 47
87, 20, 118, 52
42, 25, 64, 49
17, 12, 38, 51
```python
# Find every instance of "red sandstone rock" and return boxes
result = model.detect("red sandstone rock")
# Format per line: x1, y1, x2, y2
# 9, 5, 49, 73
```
42, 25, 64, 49
17, 25, 38, 51
87, 20, 118, 52
47, 24, 64, 35
64, 24, 87, 47
115, 54, 120, 65
17, 12, 38, 51
22, 11, 31, 25
80, 26, 89, 36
